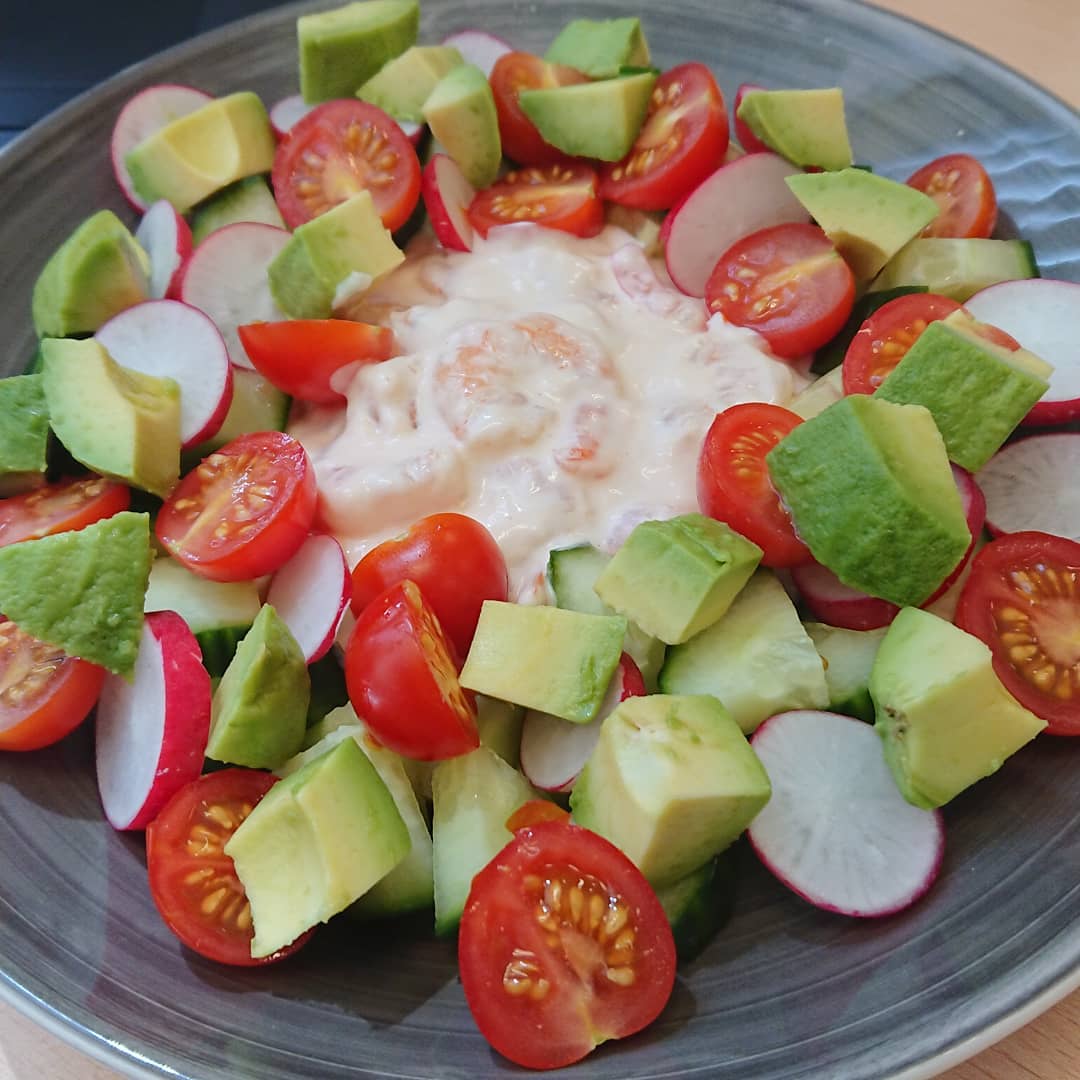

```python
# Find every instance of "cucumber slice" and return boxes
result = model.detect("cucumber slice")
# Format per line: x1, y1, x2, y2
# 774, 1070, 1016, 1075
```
656, 850, 737, 963
811, 285, 928, 375
869, 238, 1038, 302
803, 622, 888, 723
184, 367, 290, 465
190, 175, 285, 246
475, 694, 523, 769
306, 652, 349, 728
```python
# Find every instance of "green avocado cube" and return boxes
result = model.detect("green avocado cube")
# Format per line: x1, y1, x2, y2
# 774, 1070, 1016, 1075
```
422, 64, 502, 188
0, 375, 50, 495
544, 17, 650, 78
737, 89, 853, 172
459, 602, 626, 724
594, 514, 762, 645
358, 45, 463, 123
0, 511, 151, 676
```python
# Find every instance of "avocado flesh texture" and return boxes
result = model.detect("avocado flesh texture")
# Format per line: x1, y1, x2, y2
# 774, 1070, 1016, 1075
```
737, 89, 853, 171
570, 694, 771, 888
32, 210, 149, 339
298, 0, 420, 104
0, 511, 151, 677
544, 17, 650, 78
190, 175, 285, 245
358, 45, 463, 123
876, 312, 1052, 472
459, 601, 626, 724
422, 63, 502, 189
226, 736, 410, 957
869, 608, 1045, 808
0, 375, 50, 495
42, 338, 180, 499
766, 395, 970, 608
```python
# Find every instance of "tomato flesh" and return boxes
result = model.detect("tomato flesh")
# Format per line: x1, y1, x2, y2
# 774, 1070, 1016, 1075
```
459, 820, 676, 1070
505, 799, 570, 832
468, 162, 604, 239
907, 153, 998, 239
956, 531, 1080, 736
146, 769, 314, 965
0, 475, 130, 549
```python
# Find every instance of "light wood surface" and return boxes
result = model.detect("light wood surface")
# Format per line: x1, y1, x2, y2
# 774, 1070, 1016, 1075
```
2, 1, 1079, 1078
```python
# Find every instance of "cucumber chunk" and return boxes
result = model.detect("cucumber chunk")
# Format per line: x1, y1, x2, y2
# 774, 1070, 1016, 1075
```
804, 622, 888, 722
656, 850, 737, 963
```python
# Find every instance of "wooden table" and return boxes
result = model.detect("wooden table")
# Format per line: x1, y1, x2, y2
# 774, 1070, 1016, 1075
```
2, 1, 1079, 1077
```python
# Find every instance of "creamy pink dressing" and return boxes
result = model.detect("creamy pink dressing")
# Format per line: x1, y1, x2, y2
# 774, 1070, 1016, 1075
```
289, 224, 797, 599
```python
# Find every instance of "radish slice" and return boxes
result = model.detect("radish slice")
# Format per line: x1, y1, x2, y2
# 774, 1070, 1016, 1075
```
440, 30, 513, 76
95, 611, 212, 831
398, 120, 424, 147
265, 534, 352, 664
269, 94, 315, 139
964, 279, 1080, 425
978, 432, 1080, 541
749, 709, 945, 917
422, 153, 476, 251
111, 84, 213, 211
135, 200, 193, 300
177, 222, 290, 369
663, 152, 811, 297
520, 654, 645, 793
96, 300, 233, 448
733, 83, 769, 153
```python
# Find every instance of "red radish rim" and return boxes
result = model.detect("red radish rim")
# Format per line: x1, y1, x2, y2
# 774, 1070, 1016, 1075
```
422, 153, 476, 252
135, 200, 193, 301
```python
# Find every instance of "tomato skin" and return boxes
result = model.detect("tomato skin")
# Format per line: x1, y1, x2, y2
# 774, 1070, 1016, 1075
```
468, 163, 604, 239
0, 621, 105, 751
345, 580, 479, 761
907, 153, 998, 239
349, 513, 508, 658
146, 769, 314, 966
156, 431, 317, 582
238, 320, 397, 404
458, 819, 676, 1070
505, 798, 570, 832
600, 63, 729, 211
704, 223, 856, 359
697, 403, 811, 568
955, 531, 1080, 736
0, 475, 130, 549
272, 100, 421, 231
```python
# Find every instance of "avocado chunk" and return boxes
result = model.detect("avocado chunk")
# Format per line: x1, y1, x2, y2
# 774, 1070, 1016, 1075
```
570, 694, 771, 887
190, 175, 285, 245
268, 190, 405, 319
659, 570, 829, 733
42, 338, 180, 499
298, 0, 420, 104
804, 622, 888, 723
876, 311, 1052, 472
226, 736, 409, 957
766, 395, 970, 608
544, 17, 650, 78
207, 604, 309, 769
459, 601, 627, 724
0, 375, 50, 496
32, 211, 149, 339
358, 45, 463, 123
594, 514, 762, 646
736, 88, 853, 171
422, 64, 502, 189
870, 608, 1045, 808
518, 71, 657, 163
0, 511, 151, 676
785, 169, 940, 280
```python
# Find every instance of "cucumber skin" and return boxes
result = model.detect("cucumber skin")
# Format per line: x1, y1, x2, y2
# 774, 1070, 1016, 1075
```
306, 653, 349, 728
657, 850, 737, 963
869, 239, 1039, 302
195, 625, 249, 680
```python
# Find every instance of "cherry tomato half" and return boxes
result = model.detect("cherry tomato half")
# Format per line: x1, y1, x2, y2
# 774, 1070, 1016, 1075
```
697, 402, 811, 568
272, 100, 421, 231
505, 798, 570, 832
468, 162, 604, 240
146, 769, 314, 965
0, 475, 130, 550
238, 319, 397, 404
459, 819, 676, 1070
345, 579, 479, 761
907, 153, 998, 239
704, 223, 855, 359
0, 621, 105, 751
955, 531, 1080, 736
599, 63, 729, 211
156, 431, 317, 582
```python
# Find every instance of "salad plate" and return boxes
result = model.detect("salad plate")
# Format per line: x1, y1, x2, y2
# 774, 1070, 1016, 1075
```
1, 1, 1079, 1078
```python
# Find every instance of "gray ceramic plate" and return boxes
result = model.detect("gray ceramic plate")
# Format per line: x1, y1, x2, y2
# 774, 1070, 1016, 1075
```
2, 2, 1080, 1078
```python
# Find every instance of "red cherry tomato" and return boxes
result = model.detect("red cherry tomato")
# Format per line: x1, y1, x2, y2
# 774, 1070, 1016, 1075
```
505, 799, 570, 832
344, 579, 480, 760
349, 513, 508, 658
907, 153, 998, 239
0, 475, 130, 549
272, 100, 421, 231
704, 223, 855, 359
599, 63, 729, 211
489, 52, 590, 166
156, 431, 317, 582
146, 769, 314, 966
458, 819, 676, 1070
955, 531, 1080, 736
697, 402, 811, 568
468, 162, 604, 239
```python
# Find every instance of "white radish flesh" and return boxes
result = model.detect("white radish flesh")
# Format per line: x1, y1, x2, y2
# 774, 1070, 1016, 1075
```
440, 30, 513, 76
135, 200, 192, 300
398, 120, 424, 147
749, 709, 945, 917
96, 300, 233, 448
269, 94, 315, 139
422, 154, 476, 252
